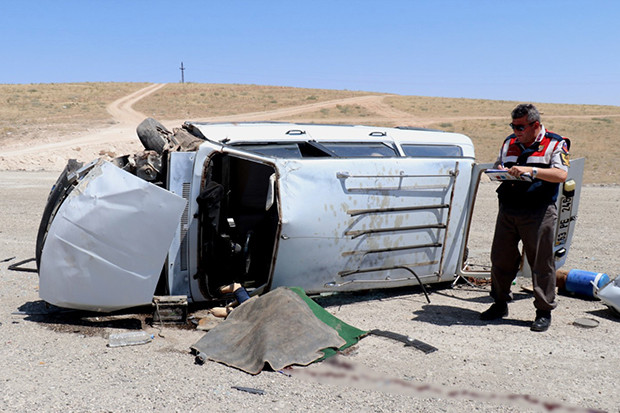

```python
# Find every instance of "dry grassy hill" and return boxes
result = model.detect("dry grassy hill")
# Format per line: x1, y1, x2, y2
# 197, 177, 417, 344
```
2, 82, 619, 183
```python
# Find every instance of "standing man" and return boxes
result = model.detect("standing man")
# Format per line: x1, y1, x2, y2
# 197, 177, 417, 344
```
480, 103, 570, 332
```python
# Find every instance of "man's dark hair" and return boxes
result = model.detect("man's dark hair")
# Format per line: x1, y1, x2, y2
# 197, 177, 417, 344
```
512, 103, 541, 123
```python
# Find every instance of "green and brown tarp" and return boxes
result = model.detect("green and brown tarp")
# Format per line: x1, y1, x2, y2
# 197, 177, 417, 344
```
191, 287, 366, 374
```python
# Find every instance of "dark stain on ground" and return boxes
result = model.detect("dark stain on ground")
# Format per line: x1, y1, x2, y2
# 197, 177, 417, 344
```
17, 300, 199, 338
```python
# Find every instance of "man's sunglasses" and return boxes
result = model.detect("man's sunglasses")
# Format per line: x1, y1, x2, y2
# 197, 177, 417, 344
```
509, 121, 536, 131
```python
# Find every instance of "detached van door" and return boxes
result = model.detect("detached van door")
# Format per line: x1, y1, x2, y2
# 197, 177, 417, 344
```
457, 157, 585, 280
552, 157, 585, 269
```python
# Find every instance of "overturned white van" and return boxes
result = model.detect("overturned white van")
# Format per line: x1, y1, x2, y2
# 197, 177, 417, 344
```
36, 119, 584, 312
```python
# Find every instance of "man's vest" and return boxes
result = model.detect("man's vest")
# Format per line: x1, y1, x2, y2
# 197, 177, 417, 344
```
496, 131, 568, 210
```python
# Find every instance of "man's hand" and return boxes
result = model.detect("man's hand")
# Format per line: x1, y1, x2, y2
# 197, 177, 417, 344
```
507, 166, 567, 182
507, 165, 531, 178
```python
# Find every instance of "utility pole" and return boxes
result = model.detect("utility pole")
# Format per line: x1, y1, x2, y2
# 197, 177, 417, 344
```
179, 62, 185, 83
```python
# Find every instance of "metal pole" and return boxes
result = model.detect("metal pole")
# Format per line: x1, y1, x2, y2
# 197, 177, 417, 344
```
180, 62, 185, 83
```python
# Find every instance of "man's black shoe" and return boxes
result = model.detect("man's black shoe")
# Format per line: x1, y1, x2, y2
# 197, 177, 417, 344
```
480, 303, 508, 321
531, 310, 551, 332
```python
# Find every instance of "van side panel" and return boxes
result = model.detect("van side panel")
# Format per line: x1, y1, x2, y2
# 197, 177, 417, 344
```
270, 157, 473, 293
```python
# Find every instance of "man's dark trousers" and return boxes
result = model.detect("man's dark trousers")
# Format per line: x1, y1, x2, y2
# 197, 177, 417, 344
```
490, 203, 558, 311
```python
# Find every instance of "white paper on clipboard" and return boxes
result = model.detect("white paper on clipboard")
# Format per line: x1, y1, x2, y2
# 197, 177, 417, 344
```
485, 169, 532, 182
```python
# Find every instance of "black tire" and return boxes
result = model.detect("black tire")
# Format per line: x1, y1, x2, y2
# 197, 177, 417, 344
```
136, 118, 171, 154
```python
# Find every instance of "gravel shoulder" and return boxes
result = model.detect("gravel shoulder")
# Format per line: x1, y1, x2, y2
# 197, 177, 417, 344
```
0, 171, 618, 413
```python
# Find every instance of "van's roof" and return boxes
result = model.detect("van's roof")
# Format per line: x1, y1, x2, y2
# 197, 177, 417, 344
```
186, 122, 475, 158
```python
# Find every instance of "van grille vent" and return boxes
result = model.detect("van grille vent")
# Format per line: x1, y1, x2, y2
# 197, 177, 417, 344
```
180, 182, 191, 271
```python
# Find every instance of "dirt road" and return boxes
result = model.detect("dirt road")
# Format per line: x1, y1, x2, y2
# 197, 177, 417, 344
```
0, 83, 169, 170
105, 83, 167, 125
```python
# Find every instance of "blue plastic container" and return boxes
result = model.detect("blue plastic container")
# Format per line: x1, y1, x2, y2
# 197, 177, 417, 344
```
565, 269, 611, 297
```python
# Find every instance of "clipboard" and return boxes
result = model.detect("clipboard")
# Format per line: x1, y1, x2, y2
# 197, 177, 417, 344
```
485, 169, 532, 182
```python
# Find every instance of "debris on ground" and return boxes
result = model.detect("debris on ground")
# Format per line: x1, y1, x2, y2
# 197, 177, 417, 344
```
573, 318, 600, 328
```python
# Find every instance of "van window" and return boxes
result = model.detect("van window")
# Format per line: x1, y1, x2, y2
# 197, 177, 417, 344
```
401, 144, 463, 158
234, 142, 397, 158
320, 142, 397, 157
236, 143, 303, 158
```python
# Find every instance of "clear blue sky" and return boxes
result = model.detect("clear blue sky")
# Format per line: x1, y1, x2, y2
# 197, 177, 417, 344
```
2, 1, 619, 106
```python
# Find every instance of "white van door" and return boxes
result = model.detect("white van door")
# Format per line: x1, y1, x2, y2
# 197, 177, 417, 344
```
457, 157, 585, 280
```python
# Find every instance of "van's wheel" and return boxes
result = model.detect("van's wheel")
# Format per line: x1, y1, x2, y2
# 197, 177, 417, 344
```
136, 118, 172, 154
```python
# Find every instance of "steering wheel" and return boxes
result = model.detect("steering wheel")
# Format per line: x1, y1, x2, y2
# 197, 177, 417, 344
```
242, 231, 253, 275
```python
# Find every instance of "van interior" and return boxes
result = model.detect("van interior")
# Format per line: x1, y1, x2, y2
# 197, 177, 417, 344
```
195, 153, 279, 298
